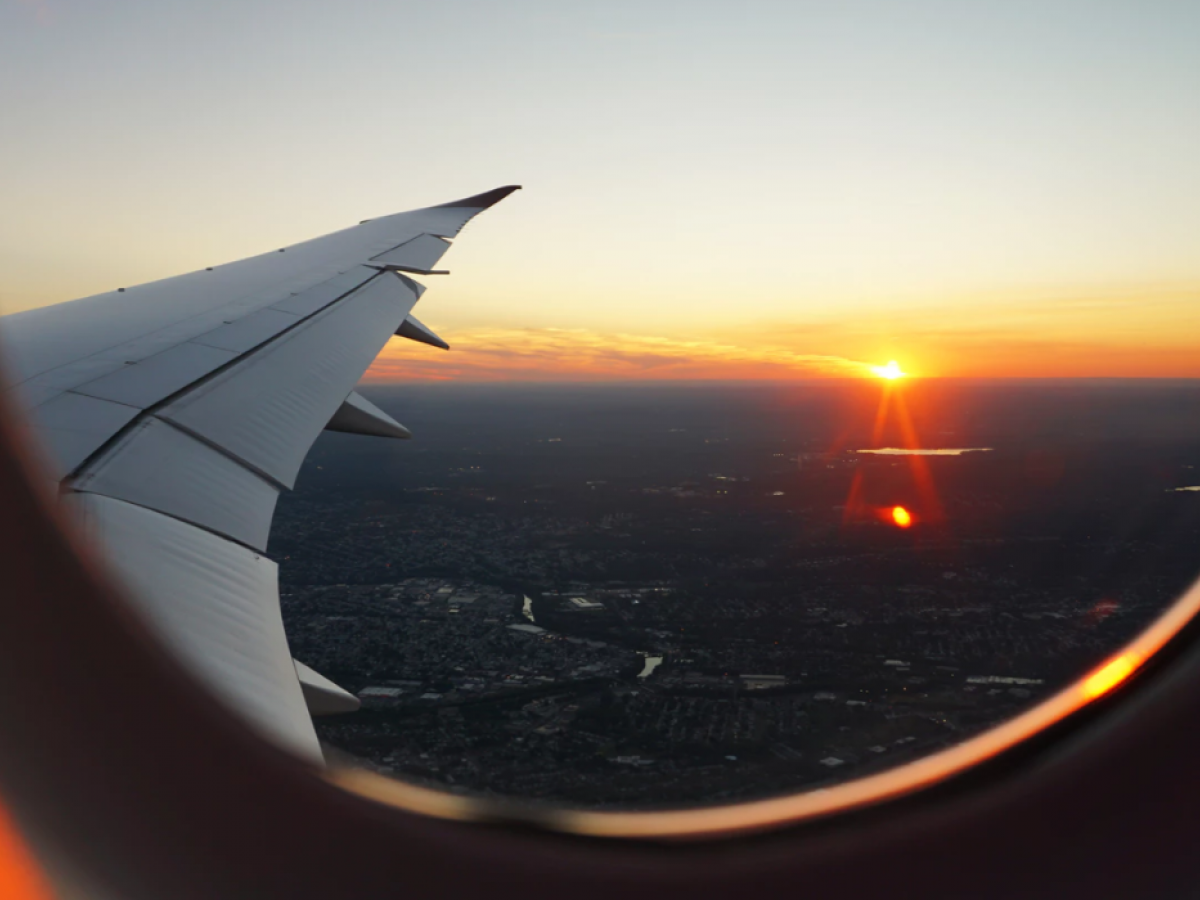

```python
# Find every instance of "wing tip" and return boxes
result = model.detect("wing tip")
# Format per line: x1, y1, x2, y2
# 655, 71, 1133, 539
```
434, 185, 522, 210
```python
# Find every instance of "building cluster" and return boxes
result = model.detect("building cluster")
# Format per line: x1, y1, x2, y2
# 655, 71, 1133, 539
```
283, 566, 1161, 807
282, 578, 639, 710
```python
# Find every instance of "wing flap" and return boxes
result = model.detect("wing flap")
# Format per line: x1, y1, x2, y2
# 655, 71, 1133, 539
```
64, 492, 321, 762
72, 418, 279, 551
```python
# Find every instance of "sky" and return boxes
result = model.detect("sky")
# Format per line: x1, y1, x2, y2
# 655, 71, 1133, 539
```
2, 0, 1198, 380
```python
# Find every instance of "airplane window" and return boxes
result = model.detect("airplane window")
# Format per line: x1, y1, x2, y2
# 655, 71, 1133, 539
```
2, 0, 1198, 841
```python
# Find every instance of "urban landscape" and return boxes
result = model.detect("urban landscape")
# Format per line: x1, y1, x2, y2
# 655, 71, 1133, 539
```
275, 380, 1200, 807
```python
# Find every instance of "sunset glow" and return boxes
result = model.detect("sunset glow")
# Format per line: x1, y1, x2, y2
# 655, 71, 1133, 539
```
872, 361, 905, 380
4, 4, 1200, 385
365, 328, 877, 383
361, 307, 1200, 383
892, 506, 913, 528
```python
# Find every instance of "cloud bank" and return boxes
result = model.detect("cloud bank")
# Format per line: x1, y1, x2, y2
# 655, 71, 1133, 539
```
365, 327, 873, 383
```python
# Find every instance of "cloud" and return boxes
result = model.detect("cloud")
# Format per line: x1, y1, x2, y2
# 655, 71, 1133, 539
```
365, 327, 874, 383
365, 311, 1200, 382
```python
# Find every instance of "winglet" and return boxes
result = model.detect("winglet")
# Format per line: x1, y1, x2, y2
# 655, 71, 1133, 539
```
434, 185, 522, 209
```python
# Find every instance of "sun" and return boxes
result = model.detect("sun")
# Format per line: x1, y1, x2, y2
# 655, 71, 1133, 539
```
871, 360, 905, 380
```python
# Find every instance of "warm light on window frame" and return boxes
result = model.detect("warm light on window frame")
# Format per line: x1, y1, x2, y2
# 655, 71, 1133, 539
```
327, 576, 1200, 841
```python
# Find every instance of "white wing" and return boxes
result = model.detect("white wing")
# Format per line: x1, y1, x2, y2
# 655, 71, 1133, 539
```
0, 186, 520, 762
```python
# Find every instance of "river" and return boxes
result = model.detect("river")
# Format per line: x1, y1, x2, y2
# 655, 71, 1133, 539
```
523, 593, 660, 679
638, 655, 663, 679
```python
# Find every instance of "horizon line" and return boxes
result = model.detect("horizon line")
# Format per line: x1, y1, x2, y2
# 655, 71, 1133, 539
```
360, 375, 1200, 386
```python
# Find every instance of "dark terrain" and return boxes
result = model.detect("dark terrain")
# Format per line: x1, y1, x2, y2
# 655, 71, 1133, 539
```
273, 379, 1200, 807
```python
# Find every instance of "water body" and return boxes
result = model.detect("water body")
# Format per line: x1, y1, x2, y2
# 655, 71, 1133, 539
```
857, 448, 994, 456
520, 593, 656, 677
638, 655, 663, 679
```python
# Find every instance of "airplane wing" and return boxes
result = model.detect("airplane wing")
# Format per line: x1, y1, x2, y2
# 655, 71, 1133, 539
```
0, 186, 520, 763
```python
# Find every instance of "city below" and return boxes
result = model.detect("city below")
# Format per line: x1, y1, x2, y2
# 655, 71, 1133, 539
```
273, 380, 1200, 808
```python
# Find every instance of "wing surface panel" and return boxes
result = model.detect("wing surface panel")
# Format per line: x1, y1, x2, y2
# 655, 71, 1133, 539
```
24, 392, 141, 478
72, 343, 239, 409
159, 271, 416, 489
369, 233, 453, 274
1, 192, 513, 388
265, 266, 377, 316
10, 266, 380, 413
192, 309, 302, 353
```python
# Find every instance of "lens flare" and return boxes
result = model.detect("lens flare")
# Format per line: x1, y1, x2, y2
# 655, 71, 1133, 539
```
892, 506, 913, 528
872, 360, 905, 380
